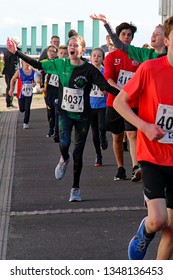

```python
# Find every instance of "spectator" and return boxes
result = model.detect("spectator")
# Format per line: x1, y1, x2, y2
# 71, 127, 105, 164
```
101, 34, 113, 53
38, 36, 60, 61
2, 37, 20, 108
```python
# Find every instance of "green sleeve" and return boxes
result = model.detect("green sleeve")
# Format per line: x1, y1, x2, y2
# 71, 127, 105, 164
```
128, 45, 163, 62
41, 59, 61, 75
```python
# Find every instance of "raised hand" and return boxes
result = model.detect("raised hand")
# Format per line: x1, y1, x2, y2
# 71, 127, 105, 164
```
6, 37, 17, 54
89, 14, 108, 24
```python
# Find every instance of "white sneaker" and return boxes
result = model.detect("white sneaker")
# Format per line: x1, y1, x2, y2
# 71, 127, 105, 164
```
69, 188, 81, 202
23, 123, 29, 129
55, 154, 70, 180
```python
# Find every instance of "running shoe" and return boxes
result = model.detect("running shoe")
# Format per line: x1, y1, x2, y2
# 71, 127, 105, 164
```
46, 130, 54, 137
131, 165, 142, 182
69, 188, 81, 202
54, 135, 59, 143
55, 154, 70, 180
128, 217, 154, 260
95, 155, 102, 167
100, 136, 108, 150
114, 167, 126, 180
23, 123, 29, 129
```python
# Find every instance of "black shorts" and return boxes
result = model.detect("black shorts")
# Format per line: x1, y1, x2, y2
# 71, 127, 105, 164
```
124, 108, 138, 131
140, 161, 173, 209
106, 107, 124, 134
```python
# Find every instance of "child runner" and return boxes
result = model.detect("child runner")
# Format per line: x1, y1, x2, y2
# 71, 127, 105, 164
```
7, 35, 119, 202
9, 58, 35, 129
113, 16, 173, 260
39, 45, 59, 138
89, 47, 108, 166
103, 22, 141, 181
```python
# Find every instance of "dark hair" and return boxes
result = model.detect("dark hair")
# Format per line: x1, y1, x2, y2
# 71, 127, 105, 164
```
51, 35, 60, 40
68, 29, 78, 38
91, 47, 105, 60
47, 45, 58, 52
116, 22, 137, 38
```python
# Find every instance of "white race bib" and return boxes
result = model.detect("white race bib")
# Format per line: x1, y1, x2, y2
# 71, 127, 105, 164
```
155, 104, 173, 144
61, 87, 84, 112
48, 74, 59, 87
117, 70, 134, 88
22, 83, 33, 97
90, 84, 104, 98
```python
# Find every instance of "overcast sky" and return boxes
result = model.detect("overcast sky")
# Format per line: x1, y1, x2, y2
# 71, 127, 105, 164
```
1, 0, 162, 47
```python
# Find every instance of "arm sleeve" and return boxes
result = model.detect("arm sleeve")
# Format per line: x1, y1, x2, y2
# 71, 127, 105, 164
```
104, 23, 129, 54
91, 65, 119, 96
16, 50, 43, 70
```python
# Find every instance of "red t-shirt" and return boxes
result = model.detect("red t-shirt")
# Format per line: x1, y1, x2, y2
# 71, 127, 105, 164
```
104, 49, 140, 107
123, 56, 173, 166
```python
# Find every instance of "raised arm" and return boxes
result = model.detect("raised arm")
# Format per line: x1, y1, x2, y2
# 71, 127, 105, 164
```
89, 14, 128, 53
7, 38, 43, 70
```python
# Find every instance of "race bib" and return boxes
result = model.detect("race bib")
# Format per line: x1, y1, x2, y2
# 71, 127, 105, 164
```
117, 70, 134, 88
155, 104, 173, 144
48, 74, 59, 87
21, 83, 33, 97
90, 84, 104, 97
61, 87, 84, 112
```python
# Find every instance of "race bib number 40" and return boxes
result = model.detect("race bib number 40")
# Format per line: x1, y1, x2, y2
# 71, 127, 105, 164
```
156, 104, 173, 144
61, 87, 84, 112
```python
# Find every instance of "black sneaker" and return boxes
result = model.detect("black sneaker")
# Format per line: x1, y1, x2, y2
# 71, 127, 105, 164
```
54, 135, 59, 143
94, 155, 102, 167
114, 167, 126, 180
46, 130, 54, 137
100, 136, 108, 150
131, 165, 141, 182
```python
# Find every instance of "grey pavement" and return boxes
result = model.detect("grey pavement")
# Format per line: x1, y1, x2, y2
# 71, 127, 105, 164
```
0, 94, 161, 260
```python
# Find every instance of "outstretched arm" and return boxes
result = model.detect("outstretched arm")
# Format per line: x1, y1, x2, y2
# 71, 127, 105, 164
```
6, 38, 43, 70
89, 14, 128, 53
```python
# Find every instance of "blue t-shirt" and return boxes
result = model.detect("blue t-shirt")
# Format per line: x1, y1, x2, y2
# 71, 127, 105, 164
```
90, 67, 107, 109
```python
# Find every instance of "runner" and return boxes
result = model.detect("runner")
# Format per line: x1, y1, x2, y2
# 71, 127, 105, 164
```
7, 35, 119, 202
113, 16, 173, 260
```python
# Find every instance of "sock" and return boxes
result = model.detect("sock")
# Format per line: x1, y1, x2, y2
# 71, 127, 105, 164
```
144, 225, 156, 240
